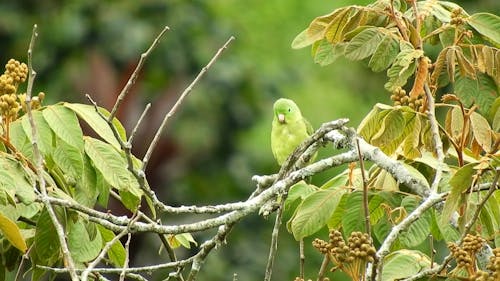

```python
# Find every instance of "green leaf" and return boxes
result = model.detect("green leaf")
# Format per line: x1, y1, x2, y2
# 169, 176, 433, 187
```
455, 72, 498, 114
398, 197, 431, 248
67, 219, 102, 263
97, 225, 126, 267
313, 40, 345, 66
345, 27, 384, 61
21, 110, 55, 157
43, 104, 84, 150
320, 171, 349, 189
470, 112, 492, 152
357, 104, 391, 141
291, 188, 346, 240
64, 103, 126, 149
168, 233, 197, 249
440, 164, 475, 225
118, 189, 141, 212
0, 210, 27, 252
0, 155, 36, 204
75, 155, 99, 207
368, 34, 399, 72
9, 120, 33, 160
402, 112, 422, 159
372, 109, 405, 148
381, 250, 431, 280
468, 13, 500, 45
84, 137, 138, 193
0, 168, 17, 205
341, 191, 366, 235
327, 192, 348, 229
34, 208, 63, 265
285, 181, 317, 206
291, 29, 312, 49
385, 60, 417, 92
52, 141, 84, 182
324, 6, 355, 44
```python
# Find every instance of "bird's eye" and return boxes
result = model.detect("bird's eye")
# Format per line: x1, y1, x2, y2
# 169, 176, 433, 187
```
288, 108, 291, 112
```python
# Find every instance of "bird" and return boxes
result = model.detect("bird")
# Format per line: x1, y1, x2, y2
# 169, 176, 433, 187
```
271, 98, 314, 166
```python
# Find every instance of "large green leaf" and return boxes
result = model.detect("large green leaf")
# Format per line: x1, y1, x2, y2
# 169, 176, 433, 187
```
0, 210, 27, 252
67, 219, 102, 263
398, 196, 431, 248
371, 108, 405, 149
84, 138, 141, 211
440, 164, 475, 225
52, 140, 84, 181
368, 34, 399, 72
84, 138, 138, 192
0, 155, 36, 204
43, 104, 83, 150
468, 13, 500, 45
357, 104, 392, 141
34, 208, 63, 265
97, 225, 126, 267
291, 188, 345, 240
21, 110, 55, 157
8, 121, 33, 160
455, 72, 498, 114
345, 27, 384, 61
341, 191, 366, 235
75, 155, 99, 207
381, 250, 431, 281
64, 103, 126, 149
312, 40, 345, 66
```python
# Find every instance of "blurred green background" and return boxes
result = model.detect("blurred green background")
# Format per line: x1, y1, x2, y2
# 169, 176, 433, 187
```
1, 0, 498, 280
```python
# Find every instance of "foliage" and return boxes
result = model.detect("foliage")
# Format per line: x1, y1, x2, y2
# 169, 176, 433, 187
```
285, 0, 499, 280
0, 1, 498, 281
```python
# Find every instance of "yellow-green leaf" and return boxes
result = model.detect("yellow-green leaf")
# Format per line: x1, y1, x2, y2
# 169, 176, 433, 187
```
43, 104, 84, 150
372, 109, 405, 148
468, 13, 500, 45
0, 211, 27, 252
470, 112, 492, 152
64, 103, 126, 150
291, 188, 346, 240
345, 27, 384, 61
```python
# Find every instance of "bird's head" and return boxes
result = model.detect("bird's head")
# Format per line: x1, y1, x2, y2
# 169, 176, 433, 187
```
273, 98, 302, 124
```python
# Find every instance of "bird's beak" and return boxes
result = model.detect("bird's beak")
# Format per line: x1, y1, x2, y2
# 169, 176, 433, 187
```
278, 113, 286, 124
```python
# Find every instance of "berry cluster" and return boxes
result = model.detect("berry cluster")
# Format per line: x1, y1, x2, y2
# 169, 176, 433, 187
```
313, 230, 375, 279
447, 234, 500, 279
0, 59, 46, 127
390, 87, 424, 111
450, 8, 465, 26
486, 248, 500, 279
0, 59, 28, 120
449, 242, 473, 269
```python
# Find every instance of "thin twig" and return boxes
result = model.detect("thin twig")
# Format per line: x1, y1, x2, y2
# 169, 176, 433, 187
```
81, 215, 141, 281
119, 233, 133, 281
109, 26, 170, 121
129, 103, 151, 144
264, 200, 285, 281
299, 239, 305, 279
424, 83, 445, 194
356, 138, 371, 236
142, 36, 235, 170
25, 24, 79, 281
317, 255, 330, 281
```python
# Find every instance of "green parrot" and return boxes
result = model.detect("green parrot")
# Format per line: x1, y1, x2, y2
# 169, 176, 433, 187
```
271, 98, 314, 165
